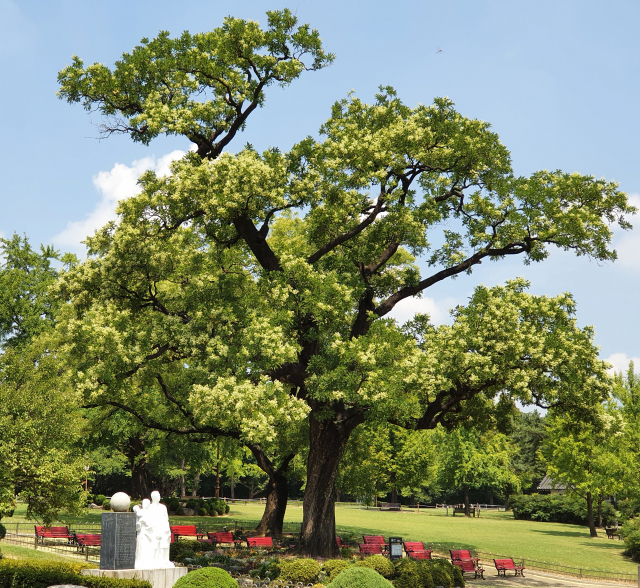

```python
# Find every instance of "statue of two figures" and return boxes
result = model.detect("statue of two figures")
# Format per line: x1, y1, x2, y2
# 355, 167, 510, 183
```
132, 491, 174, 569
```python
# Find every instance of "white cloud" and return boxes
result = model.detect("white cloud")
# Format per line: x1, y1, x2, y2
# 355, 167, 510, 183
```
604, 352, 640, 375
388, 295, 458, 326
614, 193, 640, 271
54, 150, 185, 252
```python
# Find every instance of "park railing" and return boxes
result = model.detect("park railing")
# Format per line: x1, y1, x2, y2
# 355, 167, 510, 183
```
421, 542, 636, 584
3, 523, 101, 564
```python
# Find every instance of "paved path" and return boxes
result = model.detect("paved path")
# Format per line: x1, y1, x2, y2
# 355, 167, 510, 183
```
467, 570, 636, 588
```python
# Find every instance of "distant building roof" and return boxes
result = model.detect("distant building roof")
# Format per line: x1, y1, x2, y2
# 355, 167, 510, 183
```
537, 475, 567, 491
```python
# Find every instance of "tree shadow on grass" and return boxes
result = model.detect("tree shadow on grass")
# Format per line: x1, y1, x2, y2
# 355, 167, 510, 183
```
530, 528, 628, 551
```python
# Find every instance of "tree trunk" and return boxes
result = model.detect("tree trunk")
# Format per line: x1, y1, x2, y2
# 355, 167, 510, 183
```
587, 491, 598, 537
180, 459, 186, 499
248, 445, 295, 537
191, 473, 200, 498
488, 489, 494, 505
463, 485, 471, 517
230, 472, 235, 500
127, 434, 151, 499
598, 495, 603, 528
504, 491, 510, 511
299, 411, 363, 557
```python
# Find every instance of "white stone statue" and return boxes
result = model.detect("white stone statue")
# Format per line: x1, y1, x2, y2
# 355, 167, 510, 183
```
133, 492, 174, 569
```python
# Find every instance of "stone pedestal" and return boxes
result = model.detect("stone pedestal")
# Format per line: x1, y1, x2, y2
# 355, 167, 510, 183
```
100, 512, 137, 570
82, 567, 188, 588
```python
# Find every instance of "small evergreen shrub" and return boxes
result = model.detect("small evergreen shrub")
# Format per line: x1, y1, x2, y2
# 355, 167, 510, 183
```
415, 561, 435, 588
323, 559, 351, 581
173, 567, 237, 588
186, 499, 197, 509
618, 499, 639, 522
510, 493, 617, 526
170, 542, 196, 563
393, 558, 421, 588
353, 554, 394, 578
199, 505, 210, 516
279, 558, 321, 584
0, 524, 5, 541
169, 498, 180, 511
328, 566, 393, 587
102, 499, 111, 511
224, 502, 230, 514
94, 494, 106, 506
421, 560, 454, 588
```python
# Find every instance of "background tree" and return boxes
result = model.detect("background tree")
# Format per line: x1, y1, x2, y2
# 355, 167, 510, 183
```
58, 9, 631, 556
436, 427, 520, 516
541, 406, 625, 537
0, 236, 85, 522
510, 410, 547, 493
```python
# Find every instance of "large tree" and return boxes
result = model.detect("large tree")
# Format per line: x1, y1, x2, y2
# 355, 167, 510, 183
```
58, 9, 632, 556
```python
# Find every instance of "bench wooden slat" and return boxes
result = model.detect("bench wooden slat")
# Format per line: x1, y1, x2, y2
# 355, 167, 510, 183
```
359, 543, 384, 555
246, 536, 274, 549
170, 525, 204, 542
454, 559, 484, 579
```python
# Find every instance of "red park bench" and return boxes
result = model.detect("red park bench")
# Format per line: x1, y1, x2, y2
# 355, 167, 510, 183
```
359, 543, 385, 556
404, 541, 432, 560
34, 526, 74, 545
202, 531, 242, 548
246, 536, 274, 549
494, 558, 525, 577
450, 549, 479, 565
75, 534, 101, 552
170, 525, 204, 542
454, 559, 484, 579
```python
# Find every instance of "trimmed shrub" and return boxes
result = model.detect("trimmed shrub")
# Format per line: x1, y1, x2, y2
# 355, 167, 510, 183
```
510, 493, 617, 527
102, 499, 111, 511
170, 542, 196, 564
323, 559, 351, 581
173, 567, 237, 588
353, 554, 394, 578
393, 558, 421, 588
94, 494, 106, 506
0, 560, 151, 588
0, 524, 5, 541
198, 505, 210, 516
169, 498, 180, 511
279, 558, 321, 584
186, 499, 197, 509
224, 502, 230, 514
415, 561, 435, 588
329, 566, 393, 587
421, 560, 454, 588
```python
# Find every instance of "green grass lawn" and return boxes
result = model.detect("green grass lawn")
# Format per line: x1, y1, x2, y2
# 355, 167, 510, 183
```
3, 503, 635, 573
0, 543, 82, 562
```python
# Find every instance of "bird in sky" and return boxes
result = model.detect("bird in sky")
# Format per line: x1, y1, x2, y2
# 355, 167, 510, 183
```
436, 49, 442, 54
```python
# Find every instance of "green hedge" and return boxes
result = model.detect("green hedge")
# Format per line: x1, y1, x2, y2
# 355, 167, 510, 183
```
173, 567, 237, 588
279, 558, 321, 584
622, 518, 640, 562
328, 566, 392, 587
510, 493, 617, 526
0, 560, 151, 588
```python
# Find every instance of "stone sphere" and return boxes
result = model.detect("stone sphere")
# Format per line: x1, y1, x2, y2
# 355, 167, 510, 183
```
110, 492, 131, 512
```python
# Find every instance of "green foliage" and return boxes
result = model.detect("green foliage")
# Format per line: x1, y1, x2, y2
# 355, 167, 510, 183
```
622, 519, 640, 562
169, 498, 180, 511
170, 542, 196, 563
0, 560, 151, 588
278, 558, 321, 584
617, 499, 640, 522
323, 559, 351, 581
102, 499, 111, 511
511, 494, 617, 526
186, 499, 197, 509
0, 525, 5, 540
94, 495, 106, 506
173, 567, 237, 588
328, 566, 393, 588
353, 554, 394, 578
510, 411, 547, 492
392, 558, 421, 588
421, 560, 455, 588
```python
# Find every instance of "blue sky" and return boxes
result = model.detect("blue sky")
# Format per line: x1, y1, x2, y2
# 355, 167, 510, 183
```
1, 0, 639, 371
